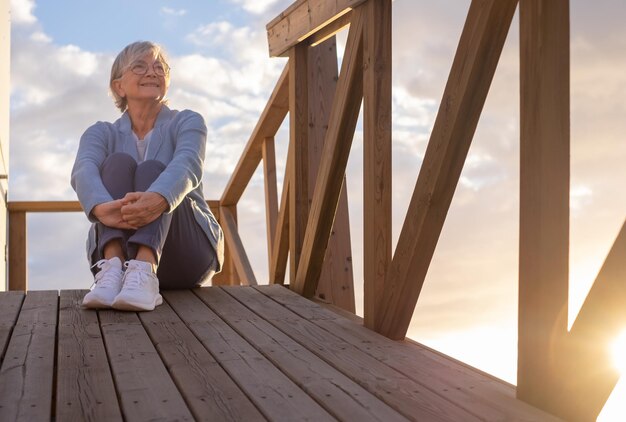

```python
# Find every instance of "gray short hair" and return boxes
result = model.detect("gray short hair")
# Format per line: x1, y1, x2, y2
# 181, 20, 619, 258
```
110, 41, 170, 112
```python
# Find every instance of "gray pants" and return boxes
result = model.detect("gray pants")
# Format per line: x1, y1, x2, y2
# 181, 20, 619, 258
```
93, 152, 216, 289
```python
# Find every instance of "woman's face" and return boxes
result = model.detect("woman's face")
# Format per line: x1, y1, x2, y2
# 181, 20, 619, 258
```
114, 52, 169, 108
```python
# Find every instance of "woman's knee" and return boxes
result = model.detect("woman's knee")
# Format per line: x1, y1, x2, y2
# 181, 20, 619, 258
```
135, 160, 166, 191
100, 153, 137, 197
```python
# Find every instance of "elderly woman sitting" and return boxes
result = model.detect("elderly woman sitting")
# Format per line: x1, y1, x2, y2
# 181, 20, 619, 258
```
71, 41, 223, 311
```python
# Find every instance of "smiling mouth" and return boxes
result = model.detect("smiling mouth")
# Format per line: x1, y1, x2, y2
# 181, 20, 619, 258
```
140, 83, 159, 87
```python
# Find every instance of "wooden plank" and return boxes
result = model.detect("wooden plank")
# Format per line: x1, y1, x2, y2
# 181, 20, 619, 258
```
0, 290, 57, 421
362, 0, 392, 328
0, 291, 24, 363
221, 64, 289, 206
98, 309, 194, 421
259, 284, 562, 421
308, 9, 352, 48
56, 290, 122, 422
140, 293, 265, 421
374, 0, 519, 340
226, 285, 480, 421
267, 0, 368, 57
307, 36, 355, 312
293, 6, 365, 298
517, 0, 570, 417
262, 136, 279, 259
201, 286, 407, 422
6, 200, 220, 214
558, 220, 626, 420
169, 288, 334, 421
8, 210, 26, 291
221, 206, 258, 286
288, 43, 310, 285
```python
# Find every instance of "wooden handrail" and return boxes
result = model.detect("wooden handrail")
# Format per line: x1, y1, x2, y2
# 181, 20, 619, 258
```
266, 0, 366, 57
220, 64, 289, 206
7, 200, 222, 291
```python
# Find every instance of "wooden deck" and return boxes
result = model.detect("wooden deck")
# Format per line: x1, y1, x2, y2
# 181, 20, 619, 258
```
0, 285, 561, 421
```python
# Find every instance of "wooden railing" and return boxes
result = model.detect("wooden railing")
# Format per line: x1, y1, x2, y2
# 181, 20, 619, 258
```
6, 0, 626, 420
7, 200, 222, 290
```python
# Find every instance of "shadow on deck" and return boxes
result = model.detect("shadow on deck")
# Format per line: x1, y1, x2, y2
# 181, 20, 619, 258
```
0, 285, 560, 421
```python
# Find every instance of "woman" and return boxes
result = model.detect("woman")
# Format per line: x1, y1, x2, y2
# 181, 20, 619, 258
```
71, 41, 224, 311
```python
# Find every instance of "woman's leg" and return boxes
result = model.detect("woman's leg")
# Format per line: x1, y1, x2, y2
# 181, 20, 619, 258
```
157, 198, 217, 290
94, 152, 137, 262
126, 159, 172, 263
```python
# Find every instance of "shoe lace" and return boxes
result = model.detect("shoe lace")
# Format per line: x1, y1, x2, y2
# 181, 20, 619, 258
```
122, 262, 154, 290
91, 259, 121, 288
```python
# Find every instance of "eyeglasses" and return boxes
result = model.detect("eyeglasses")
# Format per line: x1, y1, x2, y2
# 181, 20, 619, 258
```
127, 60, 170, 77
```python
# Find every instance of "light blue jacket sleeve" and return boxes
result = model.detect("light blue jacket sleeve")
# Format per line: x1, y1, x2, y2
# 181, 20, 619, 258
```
148, 110, 207, 212
70, 122, 116, 222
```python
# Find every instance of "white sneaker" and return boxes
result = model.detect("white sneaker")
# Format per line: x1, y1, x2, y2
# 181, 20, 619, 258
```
82, 257, 124, 309
112, 260, 163, 311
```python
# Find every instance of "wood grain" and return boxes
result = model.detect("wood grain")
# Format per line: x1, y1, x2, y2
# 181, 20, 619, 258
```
289, 43, 310, 285
307, 36, 355, 312
0, 290, 57, 421
99, 309, 194, 421
174, 289, 334, 421
293, 6, 365, 298
0, 291, 24, 363
362, 0, 392, 328
267, 0, 368, 57
209, 286, 407, 421
518, 0, 570, 417
142, 292, 265, 421
374, 0, 518, 340
56, 290, 122, 422
227, 286, 480, 421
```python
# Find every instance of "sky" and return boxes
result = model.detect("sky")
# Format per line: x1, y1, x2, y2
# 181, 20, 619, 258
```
8, 0, 626, 418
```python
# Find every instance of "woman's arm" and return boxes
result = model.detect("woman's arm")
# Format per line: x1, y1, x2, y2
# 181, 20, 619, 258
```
71, 123, 121, 223
146, 110, 207, 212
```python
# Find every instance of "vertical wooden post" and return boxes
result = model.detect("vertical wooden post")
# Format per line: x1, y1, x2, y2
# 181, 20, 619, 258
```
293, 8, 365, 298
518, 0, 570, 415
288, 44, 310, 285
308, 37, 355, 313
262, 136, 279, 262
363, 0, 392, 328
212, 205, 240, 286
8, 210, 27, 291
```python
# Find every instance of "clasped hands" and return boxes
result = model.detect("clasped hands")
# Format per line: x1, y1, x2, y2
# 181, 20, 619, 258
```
93, 192, 168, 230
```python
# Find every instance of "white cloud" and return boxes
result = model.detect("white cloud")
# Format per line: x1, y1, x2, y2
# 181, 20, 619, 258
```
160, 7, 187, 17
227, 0, 283, 15
10, 0, 37, 25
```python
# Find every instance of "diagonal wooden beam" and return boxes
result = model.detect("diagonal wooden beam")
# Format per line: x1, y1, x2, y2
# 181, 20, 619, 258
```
374, 0, 519, 340
221, 64, 289, 206
559, 220, 626, 421
307, 36, 355, 313
292, 6, 365, 298
220, 206, 258, 286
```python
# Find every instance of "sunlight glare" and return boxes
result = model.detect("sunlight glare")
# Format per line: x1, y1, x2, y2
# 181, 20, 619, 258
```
611, 330, 626, 374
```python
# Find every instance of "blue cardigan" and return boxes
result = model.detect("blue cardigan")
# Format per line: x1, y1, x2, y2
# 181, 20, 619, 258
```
71, 106, 224, 271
